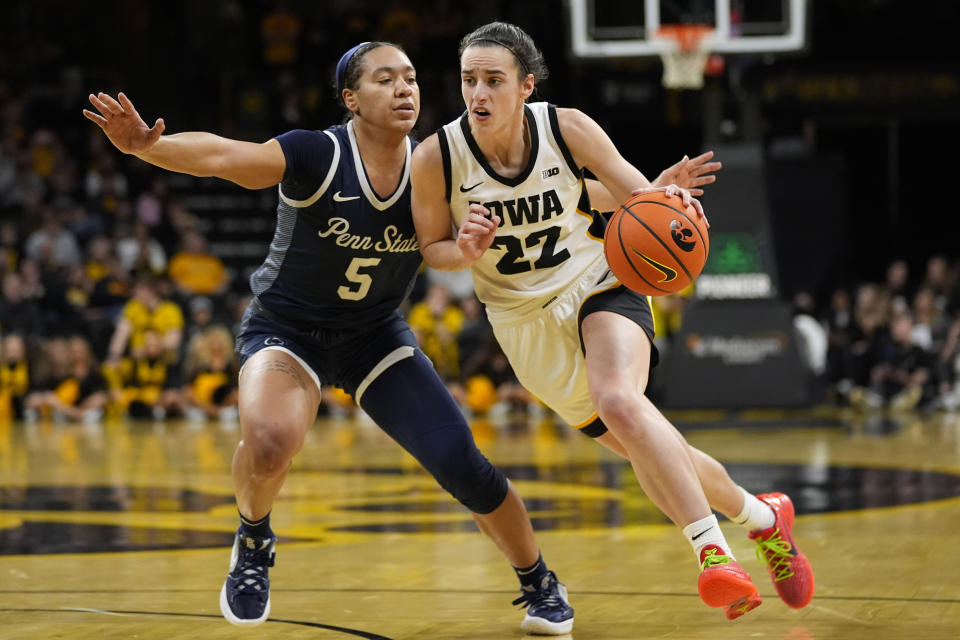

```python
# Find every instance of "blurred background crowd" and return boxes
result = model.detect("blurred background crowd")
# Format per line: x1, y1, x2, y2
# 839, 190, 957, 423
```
2, 0, 960, 423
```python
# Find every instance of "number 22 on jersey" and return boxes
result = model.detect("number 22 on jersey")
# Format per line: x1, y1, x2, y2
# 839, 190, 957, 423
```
490, 226, 570, 275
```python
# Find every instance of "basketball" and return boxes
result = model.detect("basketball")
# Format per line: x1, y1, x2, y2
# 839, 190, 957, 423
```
603, 190, 709, 296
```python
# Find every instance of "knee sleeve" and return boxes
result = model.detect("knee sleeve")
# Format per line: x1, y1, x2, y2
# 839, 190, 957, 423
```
410, 423, 508, 514
360, 349, 509, 514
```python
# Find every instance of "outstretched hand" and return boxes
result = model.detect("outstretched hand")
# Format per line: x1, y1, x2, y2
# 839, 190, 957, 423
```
83, 92, 165, 155
651, 151, 720, 197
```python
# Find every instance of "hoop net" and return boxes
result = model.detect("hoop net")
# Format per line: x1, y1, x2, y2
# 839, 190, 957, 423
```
656, 25, 713, 90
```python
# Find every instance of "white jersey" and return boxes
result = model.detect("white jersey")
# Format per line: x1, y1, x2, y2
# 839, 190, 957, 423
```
439, 102, 606, 318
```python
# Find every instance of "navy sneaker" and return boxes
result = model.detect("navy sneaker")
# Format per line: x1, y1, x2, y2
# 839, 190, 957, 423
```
512, 571, 574, 635
219, 528, 276, 626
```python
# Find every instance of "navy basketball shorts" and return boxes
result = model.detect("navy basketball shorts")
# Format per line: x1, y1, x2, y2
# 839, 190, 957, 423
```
235, 300, 510, 513
235, 301, 418, 402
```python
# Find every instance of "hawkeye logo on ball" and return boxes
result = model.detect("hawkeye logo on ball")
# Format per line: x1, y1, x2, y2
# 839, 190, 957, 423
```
670, 219, 696, 252
630, 248, 677, 283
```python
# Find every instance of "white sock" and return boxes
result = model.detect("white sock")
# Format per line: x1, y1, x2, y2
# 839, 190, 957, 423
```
731, 487, 775, 532
683, 514, 733, 561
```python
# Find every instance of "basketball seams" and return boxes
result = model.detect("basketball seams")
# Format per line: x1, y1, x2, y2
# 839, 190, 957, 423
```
630, 194, 709, 256
603, 192, 709, 296
653, 196, 709, 256
608, 210, 672, 294
620, 201, 695, 283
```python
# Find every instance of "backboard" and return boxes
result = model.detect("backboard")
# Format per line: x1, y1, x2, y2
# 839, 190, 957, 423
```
568, 0, 807, 57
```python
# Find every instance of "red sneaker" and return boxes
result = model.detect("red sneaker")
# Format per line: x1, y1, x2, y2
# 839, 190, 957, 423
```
725, 591, 763, 620
697, 545, 761, 617
750, 492, 815, 609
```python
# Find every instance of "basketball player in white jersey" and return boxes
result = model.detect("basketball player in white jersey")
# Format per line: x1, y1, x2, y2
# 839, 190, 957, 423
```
411, 21, 815, 621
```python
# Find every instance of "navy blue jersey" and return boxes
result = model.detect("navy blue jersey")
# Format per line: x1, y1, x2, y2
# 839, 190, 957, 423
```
250, 121, 422, 329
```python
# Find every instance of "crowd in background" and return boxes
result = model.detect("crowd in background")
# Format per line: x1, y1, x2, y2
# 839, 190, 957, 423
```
813, 256, 960, 412
3, 1, 960, 423
3, 110, 960, 421
0, 81, 538, 423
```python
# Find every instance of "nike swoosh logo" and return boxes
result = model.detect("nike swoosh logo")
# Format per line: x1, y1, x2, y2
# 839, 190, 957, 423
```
459, 181, 484, 192
333, 191, 361, 202
691, 528, 712, 540
630, 248, 677, 283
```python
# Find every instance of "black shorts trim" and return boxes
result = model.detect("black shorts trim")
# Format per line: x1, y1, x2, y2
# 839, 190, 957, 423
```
577, 285, 660, 368
580, 416, 608, 438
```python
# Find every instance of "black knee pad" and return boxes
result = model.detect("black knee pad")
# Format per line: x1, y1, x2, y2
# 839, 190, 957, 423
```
412, 423, 509, 514
358, 349, 509, 514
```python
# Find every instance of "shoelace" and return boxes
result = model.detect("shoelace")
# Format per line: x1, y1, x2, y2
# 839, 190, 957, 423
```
512, 575, 563, 610
699, 547, 732, 570
232, 540, 275, 594
731, 599, 752, 615
755, 529, 795, 582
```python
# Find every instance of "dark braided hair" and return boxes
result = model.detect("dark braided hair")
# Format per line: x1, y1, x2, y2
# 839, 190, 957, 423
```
458, 22, 549, 84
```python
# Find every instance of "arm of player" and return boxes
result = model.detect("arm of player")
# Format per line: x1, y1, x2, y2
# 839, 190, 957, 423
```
557, 108, 704, 219
83, 92, 285, 190
411, 135, 501, 271
585, 152, 720, 211
583, 180, 619, 213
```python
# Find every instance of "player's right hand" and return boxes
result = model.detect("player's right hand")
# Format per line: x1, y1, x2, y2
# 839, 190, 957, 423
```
632, 184, 709, 228
83, 92, 165, 155
456, 203, 500, 263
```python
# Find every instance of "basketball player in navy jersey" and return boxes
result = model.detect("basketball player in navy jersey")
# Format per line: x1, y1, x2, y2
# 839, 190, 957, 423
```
412, 22, 815, 621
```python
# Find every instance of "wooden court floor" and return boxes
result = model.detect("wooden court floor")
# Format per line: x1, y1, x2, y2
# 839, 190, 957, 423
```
2, 407, 960, 639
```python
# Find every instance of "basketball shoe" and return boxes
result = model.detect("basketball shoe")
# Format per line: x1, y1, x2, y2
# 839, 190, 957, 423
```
219, 528, 276, 626
724, 591, 763, 620
697, 545, 762, 619
512, 571, 574, 635
750, 492, 815, 608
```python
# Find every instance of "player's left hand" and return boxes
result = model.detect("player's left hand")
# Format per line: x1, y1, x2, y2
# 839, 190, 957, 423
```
632, 184, 709, 228
650, 151, 720, 196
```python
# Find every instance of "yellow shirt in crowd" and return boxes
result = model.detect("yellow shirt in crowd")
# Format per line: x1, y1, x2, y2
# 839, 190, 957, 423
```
407, 303, 465, 380
167, 253, 228, 295
122, 299, 184, 350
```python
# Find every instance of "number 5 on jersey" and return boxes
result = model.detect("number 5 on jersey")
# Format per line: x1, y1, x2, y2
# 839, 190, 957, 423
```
339, 257, 381, 300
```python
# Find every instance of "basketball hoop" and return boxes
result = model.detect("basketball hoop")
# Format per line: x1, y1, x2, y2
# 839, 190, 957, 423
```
656, 24, 713, 90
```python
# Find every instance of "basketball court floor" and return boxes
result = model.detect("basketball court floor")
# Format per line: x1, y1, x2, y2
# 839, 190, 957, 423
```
2, 406, 959, 639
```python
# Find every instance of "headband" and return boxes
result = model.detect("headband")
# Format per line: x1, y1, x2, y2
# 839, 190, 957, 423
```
336, 42, 371, 94
466, 37, 530, 76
